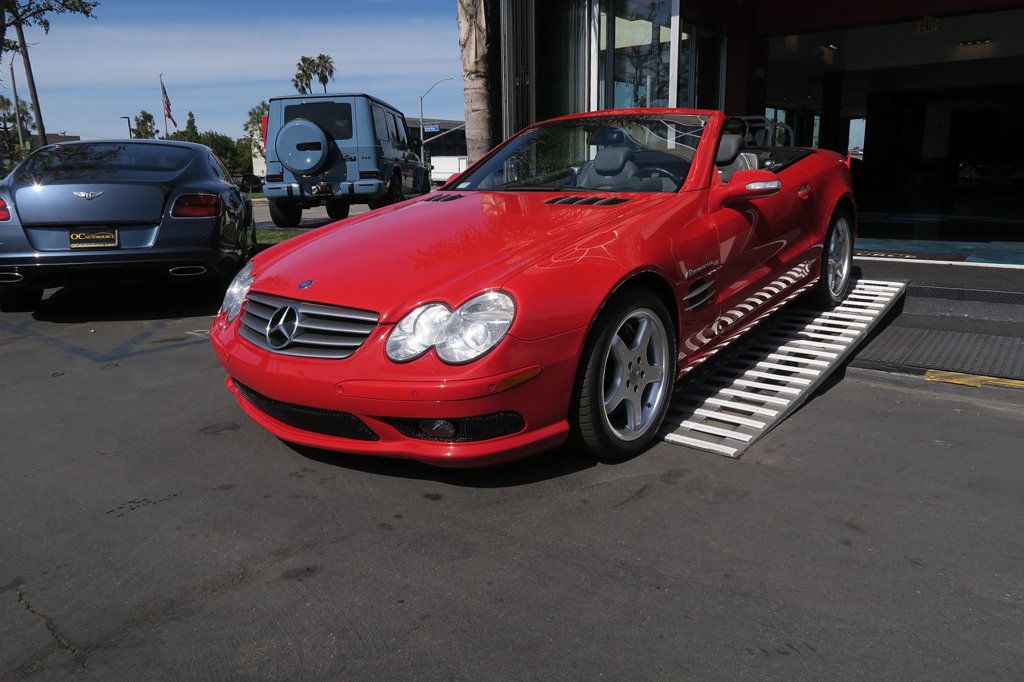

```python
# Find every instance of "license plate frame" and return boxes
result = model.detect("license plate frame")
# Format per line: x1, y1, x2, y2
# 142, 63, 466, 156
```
68, 227, 119, 250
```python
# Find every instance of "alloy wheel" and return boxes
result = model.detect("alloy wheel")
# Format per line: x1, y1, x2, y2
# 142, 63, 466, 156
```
827, 216, 852, 297
598, 308, 671, 442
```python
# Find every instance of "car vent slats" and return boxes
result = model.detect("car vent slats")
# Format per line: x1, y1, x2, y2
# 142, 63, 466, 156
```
544, 196, 630, 206
684, 279, 717, 311
423, 193, 464, 202
239, 291, 380, 360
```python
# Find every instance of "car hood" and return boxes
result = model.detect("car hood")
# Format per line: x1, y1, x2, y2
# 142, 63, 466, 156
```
251, 192, 671, 322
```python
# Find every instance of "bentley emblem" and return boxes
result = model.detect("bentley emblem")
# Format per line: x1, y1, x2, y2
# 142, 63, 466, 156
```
265, 304, 301, 350
298, 279, 314, 289
73, 191, 104, 200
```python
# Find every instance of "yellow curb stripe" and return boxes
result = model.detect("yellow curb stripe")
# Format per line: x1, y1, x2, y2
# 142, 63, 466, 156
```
924, 369, 1024, 390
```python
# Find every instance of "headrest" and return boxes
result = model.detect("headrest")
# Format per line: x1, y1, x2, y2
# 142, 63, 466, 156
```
716, 134, 745, 166
593, 128, 626, 146
594, 147, 633, 175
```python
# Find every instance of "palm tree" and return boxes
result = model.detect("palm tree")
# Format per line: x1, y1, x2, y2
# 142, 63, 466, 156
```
292, 56, 316, 95
314, 54, 335, 94
457, 0, 491, 162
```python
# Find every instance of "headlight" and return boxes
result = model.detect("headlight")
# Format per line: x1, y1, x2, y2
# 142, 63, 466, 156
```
220, 261, 255, 322
386, 291, 515, 364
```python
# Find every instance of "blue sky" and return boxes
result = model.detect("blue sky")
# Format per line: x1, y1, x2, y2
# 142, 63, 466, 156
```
9, 0, 464, 140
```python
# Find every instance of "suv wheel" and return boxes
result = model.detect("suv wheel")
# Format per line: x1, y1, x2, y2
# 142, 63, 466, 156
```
368, 176, 404, 210
268, 199, 302, 228
326, 200, 350, 221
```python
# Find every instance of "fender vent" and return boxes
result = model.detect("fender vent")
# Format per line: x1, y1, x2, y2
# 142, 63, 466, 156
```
545, 196, 630, 206
684, 278, 717, 311
423, 193, 464, 202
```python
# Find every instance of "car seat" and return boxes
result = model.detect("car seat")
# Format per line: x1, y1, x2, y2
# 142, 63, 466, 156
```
716, 133, 760, 183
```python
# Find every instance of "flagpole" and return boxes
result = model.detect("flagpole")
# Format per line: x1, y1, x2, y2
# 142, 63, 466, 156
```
159, 74, 168, 138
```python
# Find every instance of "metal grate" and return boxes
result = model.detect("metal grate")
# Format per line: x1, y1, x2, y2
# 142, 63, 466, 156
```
422, 193, 464, 202
663, 279, 906, 458
238, 292, 379, 360
906, 284, 1024, 306
855, 327, 1024, 380
234, 381, 379, 440
544, 196, 630, 206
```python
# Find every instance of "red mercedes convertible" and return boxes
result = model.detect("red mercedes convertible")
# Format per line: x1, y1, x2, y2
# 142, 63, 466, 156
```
210, 109, 855, 467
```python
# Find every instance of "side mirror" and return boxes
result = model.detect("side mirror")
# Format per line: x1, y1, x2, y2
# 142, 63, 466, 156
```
411, 138, 423, 150
712, 169, 781, 206
446, 172, 462, 185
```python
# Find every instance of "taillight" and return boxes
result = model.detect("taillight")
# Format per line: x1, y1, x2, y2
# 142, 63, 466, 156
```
261, 114, 269, 157
265, 173, 283, 183
171, 194, 222, 218
0, 198, 10, 222
359, 170, 380, 180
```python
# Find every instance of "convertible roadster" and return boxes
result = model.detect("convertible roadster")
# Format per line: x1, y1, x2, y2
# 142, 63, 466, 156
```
210, 108, 855, 466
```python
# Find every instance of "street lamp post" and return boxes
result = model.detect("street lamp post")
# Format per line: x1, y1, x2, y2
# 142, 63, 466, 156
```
120, 116, 133, 139
418, 77, 453, 164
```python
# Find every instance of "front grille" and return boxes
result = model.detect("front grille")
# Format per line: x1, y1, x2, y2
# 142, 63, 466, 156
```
238, 291, 379, 359
234, 381, 379, 441
385, 412, 526, 442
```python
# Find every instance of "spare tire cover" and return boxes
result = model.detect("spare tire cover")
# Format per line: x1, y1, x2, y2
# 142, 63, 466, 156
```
276, 119, 329, 175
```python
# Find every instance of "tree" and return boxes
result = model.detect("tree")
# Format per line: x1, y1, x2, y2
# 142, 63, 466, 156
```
167, 111, 200, 143
199, 130, 235, 167
292, 56, 315, 95
4, 1, 99, 147
0, 94, 35, 148
457, 0, 491, 162
233, 136, 253, 175
244, 100, 269, 154
133, 110, 157, 139
314, 53, 335, 94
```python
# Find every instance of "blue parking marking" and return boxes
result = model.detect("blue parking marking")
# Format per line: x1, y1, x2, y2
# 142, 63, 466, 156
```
0, 317, 209, 363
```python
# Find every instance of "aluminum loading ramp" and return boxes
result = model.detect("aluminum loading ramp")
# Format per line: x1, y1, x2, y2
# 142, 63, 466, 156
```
663, 279, 906, 458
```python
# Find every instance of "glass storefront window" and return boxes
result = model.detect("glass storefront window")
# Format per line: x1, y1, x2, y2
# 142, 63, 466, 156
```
598, 0, 673, 109
677, 22, 725, 109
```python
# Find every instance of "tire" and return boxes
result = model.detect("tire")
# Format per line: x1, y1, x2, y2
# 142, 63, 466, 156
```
809, 209, 854, 308
368, 175, 404, 210
569, 288, 677, 463
0, 287, 43, 313
326, 200, 350, 221
268, 199, 302, 228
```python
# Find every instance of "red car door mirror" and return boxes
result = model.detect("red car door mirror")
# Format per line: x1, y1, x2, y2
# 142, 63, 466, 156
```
712, 169, 782, 206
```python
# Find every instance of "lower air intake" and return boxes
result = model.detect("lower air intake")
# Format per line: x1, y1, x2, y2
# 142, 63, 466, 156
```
234, 381, 379, 441
385, 412, 526, 442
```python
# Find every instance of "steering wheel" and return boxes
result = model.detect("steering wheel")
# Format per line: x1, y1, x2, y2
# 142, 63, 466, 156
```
639, 167, 682, 186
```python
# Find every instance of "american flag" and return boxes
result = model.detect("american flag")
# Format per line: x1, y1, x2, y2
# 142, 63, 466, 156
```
160, 77, 178, 128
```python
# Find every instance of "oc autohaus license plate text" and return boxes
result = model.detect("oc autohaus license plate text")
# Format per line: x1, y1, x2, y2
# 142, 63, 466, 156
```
68, 227, 118, 249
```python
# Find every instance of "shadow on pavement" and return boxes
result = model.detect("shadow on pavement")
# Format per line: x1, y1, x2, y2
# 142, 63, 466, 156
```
286, 441, 598, 487
32, 282, 225, 323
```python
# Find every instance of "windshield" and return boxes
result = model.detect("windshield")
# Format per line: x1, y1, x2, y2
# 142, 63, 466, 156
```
453, 114, 709, 193
18, 143, 194, 182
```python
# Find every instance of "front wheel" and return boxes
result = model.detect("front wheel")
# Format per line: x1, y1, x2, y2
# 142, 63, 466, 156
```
570, 289, 676, 463
268, 199, 302, 228
368, 176, 404, 210
0, 287, 43, 313
809, 209, 854, 308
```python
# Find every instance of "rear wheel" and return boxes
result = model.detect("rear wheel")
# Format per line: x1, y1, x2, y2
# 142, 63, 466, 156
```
326, 200, 350, 221
570, 289, 676, 463
810, 209, 854, 308
0, 287, 43, 313
268, 199, 302, 228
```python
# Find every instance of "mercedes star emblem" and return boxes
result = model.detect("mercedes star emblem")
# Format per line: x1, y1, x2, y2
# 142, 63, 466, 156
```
72, 191, 104, 200
265, 304, 301, 350
298, 279, 314, 289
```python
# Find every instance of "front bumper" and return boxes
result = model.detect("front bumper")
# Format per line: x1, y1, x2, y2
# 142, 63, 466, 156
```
210, 314, 585, 467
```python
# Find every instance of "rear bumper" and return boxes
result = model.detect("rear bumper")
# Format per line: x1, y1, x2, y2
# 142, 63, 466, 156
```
264, 180, 385, 204
0, 248, 238, 288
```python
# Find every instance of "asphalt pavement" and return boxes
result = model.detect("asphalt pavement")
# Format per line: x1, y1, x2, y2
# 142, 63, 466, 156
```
1, 281, 1022, 679
251, 201, 371, 230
